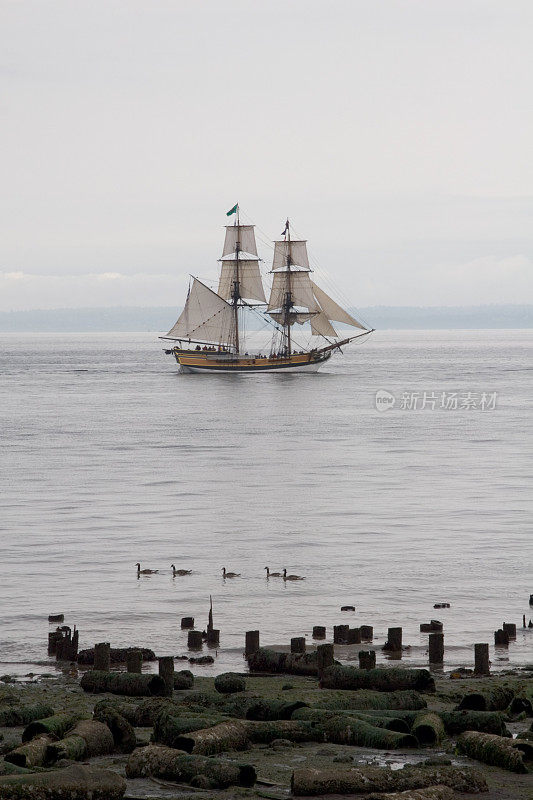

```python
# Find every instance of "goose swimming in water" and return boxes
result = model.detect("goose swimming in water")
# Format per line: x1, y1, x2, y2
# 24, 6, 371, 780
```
222, 567, 240, 578
283, 568, 305, 581
171, 564, 192, 576
135, 562, 158, 575
265, 567, 282, 577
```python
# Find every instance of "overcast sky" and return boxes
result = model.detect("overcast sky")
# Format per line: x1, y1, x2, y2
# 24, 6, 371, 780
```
1, 0, 532, 310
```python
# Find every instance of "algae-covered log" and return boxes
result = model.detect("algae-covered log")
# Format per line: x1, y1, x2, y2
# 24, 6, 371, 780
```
80, 670, 167, 697
133, 697, 179, 726
456, 730, 533, 774
313, 689, 427, 711
321, 666, 435, 693
22, 712, 79, 743
77, 646, 155, 664
4, 737, 51, 769
365, 788, 454, 800
292, 708, 410, 733
0, 705, 54, 728
0, 761, 31, 776
46, 721, 114, 764
174, 670, 194, 690
412, 713, 445, 746
247, 648, 321, 675
93, 701, 136, 753
508, 685, 533, 716
236, 698, 308, 721
125, 744, 256, 788
153, 710, 227, 747
174, 720, 249, 755
320, 716, 418, 749
440, 710, 509, 736
214, 672, 246, 694
291, 764, 488, 795
0, 763, 126, 800
246, 720, 323, 744
457, 686, 515, 711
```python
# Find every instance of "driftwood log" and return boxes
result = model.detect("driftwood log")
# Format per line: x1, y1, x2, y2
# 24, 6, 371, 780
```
320, 716, 417, 749
80, 670, 167, 696
153, 710, 227, 747
314, 689, 427, 711
411, 712, 445, 746
245, 720, 323, 744
173, 720, 250, 755
0, 764, 126, 800
440, 710, 509, 736
22, 712, 80, 743
223, 696, 308, 721
45, 720, 114, 765
457, 685, 514, 711
247, 648, 321, 675
0, 705, 54, 728
508, 686, 533, 716
456, 730, 533, 774
321, 666, 435, 693
292, 707, 411, 733
125, 744, 256, 788
77, 646, 156, 664
92, 701, 136, 752
4, 736, 52, 768
290, 764, 488, 795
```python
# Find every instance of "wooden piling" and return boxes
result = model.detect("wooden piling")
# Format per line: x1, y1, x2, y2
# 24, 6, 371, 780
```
383, 627, 402, 651
358, 650, 376, 670
187, 631, 203, 650
48, 630, 62, 655
312, 626, 326, 639
126, 649, 143, 673
245, 630, 260, 658
94, 642, 110, 672
333, 624, 349, 644
207, 629, 220, 647
317, 643, 334, 677
181, 617, 194, 629
158, 656, 174, 696
474, 643, 490, 675
494, 629, 509, 647
360, 625, 373, 641
502, 622, 516, 639
428, 632, 444, 664
347, 627, 361, 644
523, 615, 527, 629
291, 637, 306, 654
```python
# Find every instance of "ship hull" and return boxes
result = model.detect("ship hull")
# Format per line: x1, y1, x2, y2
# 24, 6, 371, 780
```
173, 349, 331, 374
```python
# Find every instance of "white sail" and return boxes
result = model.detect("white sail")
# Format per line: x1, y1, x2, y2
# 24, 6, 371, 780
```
269, 311, 315, 326
272, 240, 310, 270
311, 311, 338, 337
165, 278, 234, 343
268, 271, 317, 311
222, 225, 258, 257
311, 282, 366, 329
218, 259, 266, 303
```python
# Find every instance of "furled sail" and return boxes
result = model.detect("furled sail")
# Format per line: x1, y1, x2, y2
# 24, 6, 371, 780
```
165, 278, 234, 343
272, 240, 309, 270
267, 271, 317, 311
222, 225, 258, 257
218, 259, 266, 303
269, 311, 315, 326
311, 282, 366, 329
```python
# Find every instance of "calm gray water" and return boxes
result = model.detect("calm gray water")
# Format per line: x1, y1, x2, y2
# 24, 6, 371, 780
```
0, 330, 531, 677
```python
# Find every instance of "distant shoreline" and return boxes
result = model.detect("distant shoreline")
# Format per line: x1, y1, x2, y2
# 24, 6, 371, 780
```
0, 304, 531, 332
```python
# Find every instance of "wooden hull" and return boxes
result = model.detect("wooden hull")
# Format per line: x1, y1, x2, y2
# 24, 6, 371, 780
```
172, 349, 331, 374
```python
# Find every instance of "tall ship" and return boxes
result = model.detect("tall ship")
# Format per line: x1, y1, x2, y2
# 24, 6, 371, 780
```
162, 206, 373, 373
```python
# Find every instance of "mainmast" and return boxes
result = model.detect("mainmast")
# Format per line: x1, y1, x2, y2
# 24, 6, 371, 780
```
232, 206, 241, 354
283, 220, 293, 355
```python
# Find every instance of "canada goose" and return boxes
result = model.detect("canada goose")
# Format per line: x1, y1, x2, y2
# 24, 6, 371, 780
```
265, 567, 282, 577
135, 562, 158, 575
283, 568, 305, 581
222, 567, 240, 578
171, 564, 192, 576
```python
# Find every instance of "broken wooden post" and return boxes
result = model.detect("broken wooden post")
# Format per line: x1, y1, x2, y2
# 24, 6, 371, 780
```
187, 631, 203, 650
358, 650, 376, 670
333, 624, 349, 644
316, 643, 334, 677
428, 632, 444, 664
523, 615, 527, 629
494, 629, 509, 647
48, 630, 62, 655
207, 629, 220, 647
48, 614, 64, 623
245, 630, 260, 658
126, 650, 143, 673
94, 642, 110, 672
502, 622, 516, 639
347, 627, 361, 644
474, 643, 490, 675
158, 657, 174, 696
383, 627, 402, 652
291, 637, 306, 654
181, 617, 194, 629
360, 625, 373, 641
312, 626, 326, 639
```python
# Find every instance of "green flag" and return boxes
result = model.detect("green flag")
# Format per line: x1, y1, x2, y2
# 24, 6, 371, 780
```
226, 203, 238, 216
